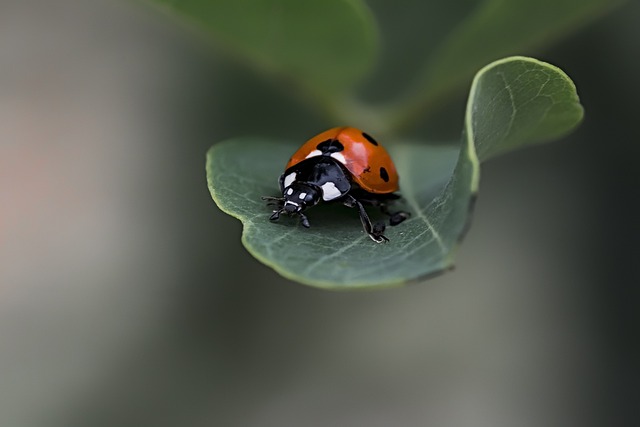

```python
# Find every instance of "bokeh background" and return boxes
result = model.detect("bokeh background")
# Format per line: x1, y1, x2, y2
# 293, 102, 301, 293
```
1, 0, 638, 426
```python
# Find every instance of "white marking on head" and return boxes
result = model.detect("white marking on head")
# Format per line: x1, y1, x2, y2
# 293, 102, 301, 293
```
285, 200, 299, 206
286, 188, 294, 196
305, 150, 322, 159
298, 192, 307, 200
284, 172, 296, 188
321, 182, 343, 201
330, 152, 347, 165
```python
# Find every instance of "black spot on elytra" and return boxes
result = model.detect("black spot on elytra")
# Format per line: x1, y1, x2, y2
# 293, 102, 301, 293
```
316, 139, 344, 154
380, 167, 389, 182
362, 132, 378, 146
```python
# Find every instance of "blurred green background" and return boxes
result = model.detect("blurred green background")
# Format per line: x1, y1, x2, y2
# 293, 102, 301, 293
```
0, 0, 638, 426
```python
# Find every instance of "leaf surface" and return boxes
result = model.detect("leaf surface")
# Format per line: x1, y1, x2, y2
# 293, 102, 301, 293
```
206, 57, 583, 289
149, 0, 377, 92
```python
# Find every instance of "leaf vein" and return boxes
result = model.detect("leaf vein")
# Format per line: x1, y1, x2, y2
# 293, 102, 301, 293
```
398, 149, 447, 254
301, 234, 367, 276
498, 71, 517, 140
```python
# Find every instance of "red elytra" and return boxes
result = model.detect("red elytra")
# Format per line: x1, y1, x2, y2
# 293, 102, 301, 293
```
285, 126, 399, 194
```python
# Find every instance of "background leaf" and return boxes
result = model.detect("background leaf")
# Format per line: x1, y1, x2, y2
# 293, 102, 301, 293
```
390, 0, 620, 128
149, 0, 378, 93
207, 57, 583, 289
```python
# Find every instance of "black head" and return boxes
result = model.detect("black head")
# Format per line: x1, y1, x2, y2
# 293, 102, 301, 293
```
281, 182, 321, 214
263, 182, 321, 228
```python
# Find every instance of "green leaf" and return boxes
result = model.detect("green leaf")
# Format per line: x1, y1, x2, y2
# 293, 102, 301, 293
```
208, 140, 460, 289
206, 57, 583, 290
149, 0, 377, 92
392, 0, 619, 128
468, 56, 584, 161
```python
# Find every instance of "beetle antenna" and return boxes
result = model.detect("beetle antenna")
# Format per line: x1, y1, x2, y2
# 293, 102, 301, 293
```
262, 196, 284, 208
262, 196, 284, 202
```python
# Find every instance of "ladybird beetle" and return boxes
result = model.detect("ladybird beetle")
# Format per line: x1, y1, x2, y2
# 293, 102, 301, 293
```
262, 127, 409, 243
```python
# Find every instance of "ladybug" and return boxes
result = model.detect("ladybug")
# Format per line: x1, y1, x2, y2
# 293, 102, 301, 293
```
262, 127, 409, 243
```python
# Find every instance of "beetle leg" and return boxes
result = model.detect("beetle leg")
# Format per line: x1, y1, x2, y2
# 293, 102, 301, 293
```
298, 212, 310, 228
358, 194, 410, 227
343, 195, 388, 243
385, 207, 411, 226
269, 208, 283, 221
